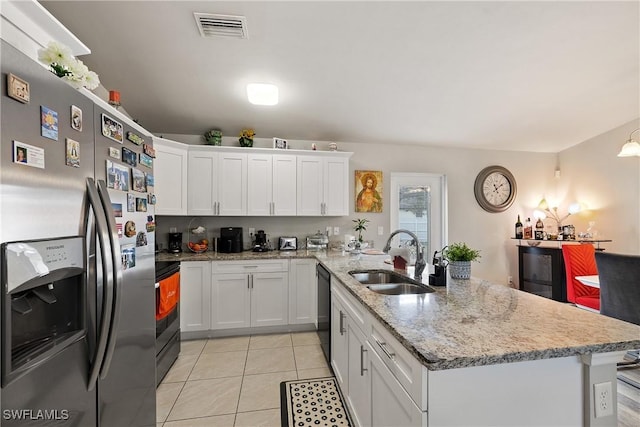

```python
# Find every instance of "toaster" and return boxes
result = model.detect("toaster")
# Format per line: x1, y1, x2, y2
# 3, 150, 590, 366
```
279, 237, 297, 251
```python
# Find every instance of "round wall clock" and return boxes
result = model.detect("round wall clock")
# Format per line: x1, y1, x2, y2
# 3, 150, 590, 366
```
474, 165, 517, 213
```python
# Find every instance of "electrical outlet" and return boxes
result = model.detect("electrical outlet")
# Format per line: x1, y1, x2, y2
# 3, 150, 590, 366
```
248, 227, 255, 236
325, 226, 331, 236
594, 382, 613, 418
334, 226, 340, 235
378, 226, 384, 236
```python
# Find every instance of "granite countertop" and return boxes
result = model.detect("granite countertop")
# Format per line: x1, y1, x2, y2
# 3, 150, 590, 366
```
314, 252, 640, 371
159, 249, 640, 371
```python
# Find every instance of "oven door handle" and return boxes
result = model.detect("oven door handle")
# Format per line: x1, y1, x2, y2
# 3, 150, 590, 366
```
86, 178, 114, 391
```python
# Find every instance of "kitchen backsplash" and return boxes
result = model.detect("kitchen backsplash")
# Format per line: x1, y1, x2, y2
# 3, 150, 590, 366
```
156, 216, 381, 252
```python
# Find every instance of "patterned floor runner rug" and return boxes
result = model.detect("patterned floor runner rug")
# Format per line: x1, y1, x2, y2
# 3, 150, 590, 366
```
280, 377, 352, 427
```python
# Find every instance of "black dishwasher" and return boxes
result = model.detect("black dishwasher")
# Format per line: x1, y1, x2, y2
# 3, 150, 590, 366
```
317, 263, 331, 364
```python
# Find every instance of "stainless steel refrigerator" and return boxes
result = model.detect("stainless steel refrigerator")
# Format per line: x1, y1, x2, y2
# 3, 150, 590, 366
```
0, 40, 156, 426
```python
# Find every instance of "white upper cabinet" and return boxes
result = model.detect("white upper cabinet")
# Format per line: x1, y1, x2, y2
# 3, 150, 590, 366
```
153, 137, 188, 215
187, 147, 247, 216
248, 153, 297, 216
297, 154, 350, 216
159, 143, 350, 217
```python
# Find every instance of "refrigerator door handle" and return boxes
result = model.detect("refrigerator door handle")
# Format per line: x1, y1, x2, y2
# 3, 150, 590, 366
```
86, 178, 115, 391
96, 179, 123, 380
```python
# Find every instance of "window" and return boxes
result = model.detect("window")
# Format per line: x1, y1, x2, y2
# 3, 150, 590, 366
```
389, 173, 447, 264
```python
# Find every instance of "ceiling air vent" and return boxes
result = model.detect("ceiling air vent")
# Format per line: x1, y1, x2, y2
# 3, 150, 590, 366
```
194, 13, 248, 39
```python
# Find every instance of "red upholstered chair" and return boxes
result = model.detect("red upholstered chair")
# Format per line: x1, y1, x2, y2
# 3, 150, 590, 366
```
562, 244, 600, 311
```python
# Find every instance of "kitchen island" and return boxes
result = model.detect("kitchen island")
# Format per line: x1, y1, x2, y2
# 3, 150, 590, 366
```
314, 251, 640, 427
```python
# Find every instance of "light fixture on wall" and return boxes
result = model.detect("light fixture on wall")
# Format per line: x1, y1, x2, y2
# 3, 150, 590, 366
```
533, 198, 581, 228
617, 128, 640, 157
246, 83, 278, 105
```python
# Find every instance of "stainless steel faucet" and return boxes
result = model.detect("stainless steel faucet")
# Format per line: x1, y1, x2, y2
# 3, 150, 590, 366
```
382, 229, 426, 280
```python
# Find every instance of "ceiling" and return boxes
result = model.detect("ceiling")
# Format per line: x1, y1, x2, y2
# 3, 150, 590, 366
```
41, 1, 639, 152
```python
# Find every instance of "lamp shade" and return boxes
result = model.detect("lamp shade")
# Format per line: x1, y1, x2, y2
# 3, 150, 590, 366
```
617, 140, 640, 157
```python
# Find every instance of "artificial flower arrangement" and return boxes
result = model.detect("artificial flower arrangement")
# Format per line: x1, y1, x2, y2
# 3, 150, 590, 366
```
239, 129, 255, 147
38, 41, 100, 90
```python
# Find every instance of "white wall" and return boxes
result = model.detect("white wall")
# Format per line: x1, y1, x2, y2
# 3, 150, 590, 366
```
557, 119, 640, 255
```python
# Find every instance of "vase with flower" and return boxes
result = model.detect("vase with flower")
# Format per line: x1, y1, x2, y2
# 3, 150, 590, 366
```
239, 129, 255, 147
37, 41, 100, 90
351, 218, 370, 254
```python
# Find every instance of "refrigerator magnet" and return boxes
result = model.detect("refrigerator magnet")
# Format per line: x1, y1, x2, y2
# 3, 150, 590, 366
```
127, 131, 144, 145
121, 147, 137, 166
136, 197, 147, 212
132, 168, 147, 192
106, 160, 130, 192
65, 138, 80, 168
127, 193, 135, 212
121, 244, 136, 270
136, 232, 148, 247
41, 106, 58, 141
142, 143, 156, 158
139, 153, 153, 168
146, 216, 156, 232
101, 113, 123, 143
146, 174, 154, 192
13, 141, 44, 168
7, 73, 30, 103
116, 223, 123, 238
71, 105, 82, 131
124, 221, 136, 238
108, 147, 121, 160
112, 203, 123, 217
147, 193, 156, 205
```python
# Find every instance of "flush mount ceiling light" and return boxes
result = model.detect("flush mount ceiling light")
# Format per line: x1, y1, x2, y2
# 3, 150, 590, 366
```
246, 83, 278, 106
617, 128, 640, 157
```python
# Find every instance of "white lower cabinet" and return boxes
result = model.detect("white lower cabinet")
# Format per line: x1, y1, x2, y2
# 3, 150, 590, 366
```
211, 260, 289, 330
370, 344, 423, 427
288, 258, 317, 324
179, 261, 212, 332
331, 281, 426, 427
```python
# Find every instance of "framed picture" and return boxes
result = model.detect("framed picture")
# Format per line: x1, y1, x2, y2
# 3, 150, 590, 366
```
7, 73, 30, 103
131, 168, 147, 192
121, 146, 137, 166
41, 106, 58, 141
106, 160, 130, 191
355, 170, 383, 213
139, 152, 153, 168
273, 137, 288, 149
65, 138, 80, 168
101, 113, 123, 143
71, 105, 82, 131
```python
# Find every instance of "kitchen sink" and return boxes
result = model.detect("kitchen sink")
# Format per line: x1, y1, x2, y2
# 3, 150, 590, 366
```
348, 269, 434, 295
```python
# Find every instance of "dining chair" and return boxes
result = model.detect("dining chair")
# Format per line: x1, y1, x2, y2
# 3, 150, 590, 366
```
595, 251, 640, 389
562, 244, 600, 311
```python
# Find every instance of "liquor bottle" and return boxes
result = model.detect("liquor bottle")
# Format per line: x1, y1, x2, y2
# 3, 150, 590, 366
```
535, 217, 544, 240
524, 217, 533, 239
515, 215, 523, 239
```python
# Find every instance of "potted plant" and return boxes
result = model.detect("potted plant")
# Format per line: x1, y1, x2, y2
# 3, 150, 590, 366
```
443, 242, 481, 279
352, 218, 370, 253
239, 129, 255, 147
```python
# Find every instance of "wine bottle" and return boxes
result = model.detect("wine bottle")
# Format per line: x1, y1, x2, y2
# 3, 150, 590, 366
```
515, 215, 523, 239
535, 217, 544, 240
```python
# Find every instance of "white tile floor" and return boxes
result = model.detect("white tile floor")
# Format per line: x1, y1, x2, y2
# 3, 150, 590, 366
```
156, 332, 332, 427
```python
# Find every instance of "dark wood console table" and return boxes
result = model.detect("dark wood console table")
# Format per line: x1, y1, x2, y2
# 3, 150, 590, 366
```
514, 240, 612, 302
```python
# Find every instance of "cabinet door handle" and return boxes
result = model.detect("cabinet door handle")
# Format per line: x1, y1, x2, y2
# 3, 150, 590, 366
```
247, 275, 250, 289
339, 311, 346, 335
250, 273, 254, 289
360, 345, 368, 376
374, 337, 395, 360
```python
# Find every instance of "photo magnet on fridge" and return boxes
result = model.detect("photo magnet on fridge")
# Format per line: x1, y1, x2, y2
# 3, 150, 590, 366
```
121, 146, 137, 166
71, 105, 82, 131
41, 106, 58, 140
65, 138, 80, 168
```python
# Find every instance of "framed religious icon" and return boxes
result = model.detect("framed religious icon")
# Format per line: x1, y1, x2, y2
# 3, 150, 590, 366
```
355, 170, 383, 213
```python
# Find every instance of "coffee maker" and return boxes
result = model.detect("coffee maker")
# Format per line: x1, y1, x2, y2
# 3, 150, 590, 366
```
168, 232, 182, 253
252, 230, 269, 252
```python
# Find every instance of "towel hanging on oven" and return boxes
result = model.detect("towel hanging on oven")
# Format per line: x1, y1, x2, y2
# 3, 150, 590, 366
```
156, 272, 180, 320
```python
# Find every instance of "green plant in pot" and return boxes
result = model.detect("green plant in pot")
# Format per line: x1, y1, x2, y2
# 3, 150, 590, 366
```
352, 218, 370, 253
443, 242, 481, 279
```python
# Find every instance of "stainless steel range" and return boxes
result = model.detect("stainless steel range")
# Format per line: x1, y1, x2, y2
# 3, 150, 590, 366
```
155, 261, 180, 385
